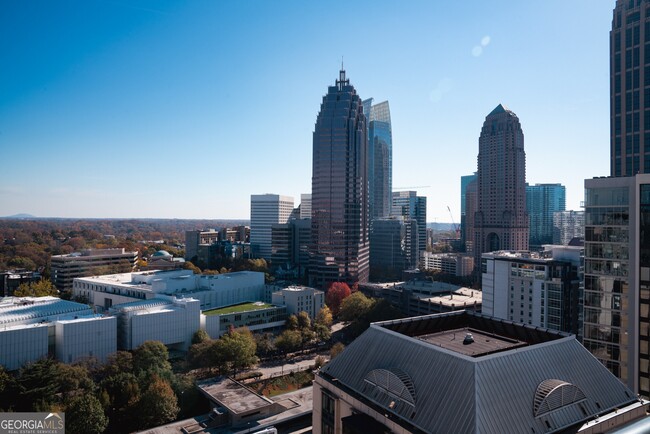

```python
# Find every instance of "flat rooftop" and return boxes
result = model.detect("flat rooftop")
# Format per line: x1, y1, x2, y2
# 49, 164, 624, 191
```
198, 378, 273, 415
203, 302, 273, 316
417, 327, 527, 357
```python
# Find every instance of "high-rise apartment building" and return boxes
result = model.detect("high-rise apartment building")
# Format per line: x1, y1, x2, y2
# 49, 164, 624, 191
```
250, 194, 294, 260
363, 99, 393, 219
391, 191, 427, 259
310, 69, 369, 288
553, 210, 585, 245
460, 173, 478, 251
474, 104, 528, 263
583, 174, 650, 396
526, 183, 566, 247
610, 0, 650, 176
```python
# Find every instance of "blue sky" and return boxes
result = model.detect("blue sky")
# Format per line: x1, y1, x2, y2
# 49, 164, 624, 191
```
0, 1, 612, 221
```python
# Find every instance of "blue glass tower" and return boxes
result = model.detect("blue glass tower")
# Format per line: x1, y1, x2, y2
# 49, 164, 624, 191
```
363, 99, 393, 219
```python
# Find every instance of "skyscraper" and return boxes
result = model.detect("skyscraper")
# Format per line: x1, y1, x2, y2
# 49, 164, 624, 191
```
460, 172, 478, 251
310, 69, 369, 288
363, 99, 393, 218
474, 104, 528, 262
610, 0, 650, 176
250, 194, 294, 260
526, 183, 566, 247
391, 191, 427, 260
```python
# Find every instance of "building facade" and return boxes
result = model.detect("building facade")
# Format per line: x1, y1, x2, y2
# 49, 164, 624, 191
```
474, 104, 528, 263
271, 285, 324, 319
553, 210, 585, 245
481, 247, 582, 337
526, 183, 566, 247
460, 173, 478, 251
421, 252, 475, 277
363, 99, 393, 219
583, 174, 650, 396
369, 217, 417, 281
51, 248, 138, 292
391, 191, 427, 259
250, 194, 294, 261
610, 0, 650, 176
310, 69, 369, 288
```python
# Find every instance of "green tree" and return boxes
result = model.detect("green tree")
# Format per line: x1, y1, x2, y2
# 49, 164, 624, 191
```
286, 314, 299, 330
133, 341, 172, 378
315, 306, 333, 327
65, 393, 108, 434
137, 375, 179, 429
339, 291, 374, 322
56, 363, 95, 399
212, 327, 259, 374
254, 333, 276, 358
16, 358, 61, 411
0, 366, 18, 411
314, 323, 331, 342
100, 372, 140, 433
296, 311, 312, 330
14, 279, 58, 297
330, 342, 345, 359
191, 329, 210, 345
274, 329, 302, 354
187, 340, 214, 370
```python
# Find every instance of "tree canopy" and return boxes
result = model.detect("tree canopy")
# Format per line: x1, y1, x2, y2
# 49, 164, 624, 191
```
325, 282, 352, 315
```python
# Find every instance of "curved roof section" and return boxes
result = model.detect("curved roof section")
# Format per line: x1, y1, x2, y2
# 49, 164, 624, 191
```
362, 368, 416, 419
533, 379, 586, 417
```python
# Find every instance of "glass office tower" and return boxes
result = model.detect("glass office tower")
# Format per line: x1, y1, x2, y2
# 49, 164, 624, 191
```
309, 69, 369, 288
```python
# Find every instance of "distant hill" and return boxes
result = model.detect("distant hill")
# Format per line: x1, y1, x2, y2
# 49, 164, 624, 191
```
3, 213, 36, 219
427, 222, 455, 231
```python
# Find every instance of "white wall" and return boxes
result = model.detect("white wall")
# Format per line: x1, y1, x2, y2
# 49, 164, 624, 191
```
0, 324, 49, 371
55, 316, 117, 364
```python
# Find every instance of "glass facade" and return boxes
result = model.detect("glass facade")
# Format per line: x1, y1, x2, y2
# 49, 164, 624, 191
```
610, 0, 650, 176
583, 184, 630, 384
526, 183, 566, 247
639, 184, 650, 394
310, 69, 369, 288
391, 191, 427, 258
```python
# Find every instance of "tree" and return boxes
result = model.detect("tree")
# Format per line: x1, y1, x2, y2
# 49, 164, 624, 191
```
339, 291, 374, 322
330, 342, 345, 359
274, 329, 302, 354
325, 282, 351, 315
296, 311, 312, 330
183, 261, 201, 274
65, 393, 108, 434
14, 279, 58, 297
133, 341, 172, 378
212, 327, 259, 374
191, 329, 210, 345
286, 314, 299, 330
315, 306, 333, 327
254, 333, 276, 358
100, 372, 140, 433
16, 358, 61, 411
187, 340, 214, 370
314, 323, 331, 342
136, 375, 179, 429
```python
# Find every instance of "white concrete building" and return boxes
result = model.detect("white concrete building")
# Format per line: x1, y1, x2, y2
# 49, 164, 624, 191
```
110, 296, 200, 350
481, 246, 582, 336
271, 285, 324, 319
73, 269, 266, 312
0, 296, 116, 370
421, 252, 474, 277
201, 302, 287, 338
300, 193, 312, 219
250, 194, 294, 260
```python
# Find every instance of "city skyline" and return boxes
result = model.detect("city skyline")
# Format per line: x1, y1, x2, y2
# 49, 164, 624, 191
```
1, 1, 611, 221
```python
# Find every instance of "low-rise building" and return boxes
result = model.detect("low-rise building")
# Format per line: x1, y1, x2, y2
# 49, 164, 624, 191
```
51, 248, 138, 292
313, 310, 648, 434
271, 285, 324, 319
0, 296, 116, 370
201, 302, 287, 338
0, 269, 41, 296
421, 252, 474, 277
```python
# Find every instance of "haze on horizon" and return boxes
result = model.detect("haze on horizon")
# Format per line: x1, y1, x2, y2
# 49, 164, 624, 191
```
0, 1, 612, 221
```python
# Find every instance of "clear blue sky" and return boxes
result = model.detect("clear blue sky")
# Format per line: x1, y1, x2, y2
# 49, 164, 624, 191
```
0, 0, 613, 221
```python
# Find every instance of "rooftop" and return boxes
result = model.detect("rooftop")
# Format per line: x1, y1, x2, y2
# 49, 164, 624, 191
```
417, 327, 526, 357
198, 377, 273, 415
0, 296, 92, 326
203, 301, 273, 316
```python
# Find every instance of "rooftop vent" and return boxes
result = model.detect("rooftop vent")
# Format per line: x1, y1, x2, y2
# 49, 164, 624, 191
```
463, 333, 474, 345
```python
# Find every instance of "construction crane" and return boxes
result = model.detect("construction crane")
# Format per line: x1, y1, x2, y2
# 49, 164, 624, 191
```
447, 206, 460, 239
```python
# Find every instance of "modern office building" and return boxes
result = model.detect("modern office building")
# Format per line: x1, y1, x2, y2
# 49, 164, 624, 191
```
310, 68, 369, 287
391, 191, 427, 259
271, 217, 311, 278
250, 194, 294, 261
460, 173, 478, 251
583, 174, 650, 397
51, 248, 138, 292
553, 210, 585, 245
369, 217, 418, 281
270, 285, 324, 319
610, 0, 650, 176
201, 302, 287, 338
421, 252, 475, 277
313, 310, 648, 434
474, 104, 528, 264
0, 296, 116, 370
185, 229, 220, 261
526, 183, 566, 247
363, 98, 393, 219
481, 246, 583, 337
300, 193, 312, 220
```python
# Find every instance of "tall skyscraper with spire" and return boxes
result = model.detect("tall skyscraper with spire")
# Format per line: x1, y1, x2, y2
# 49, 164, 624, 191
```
309, 68, 369, 288
474, 104, 528, 262
611, 0, 650, 176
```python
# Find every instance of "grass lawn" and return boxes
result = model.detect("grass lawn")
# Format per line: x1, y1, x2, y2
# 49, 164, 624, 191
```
203, 302, 273, 316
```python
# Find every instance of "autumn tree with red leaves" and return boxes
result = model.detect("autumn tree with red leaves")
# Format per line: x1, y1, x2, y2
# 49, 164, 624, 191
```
325, 282, 352, 316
